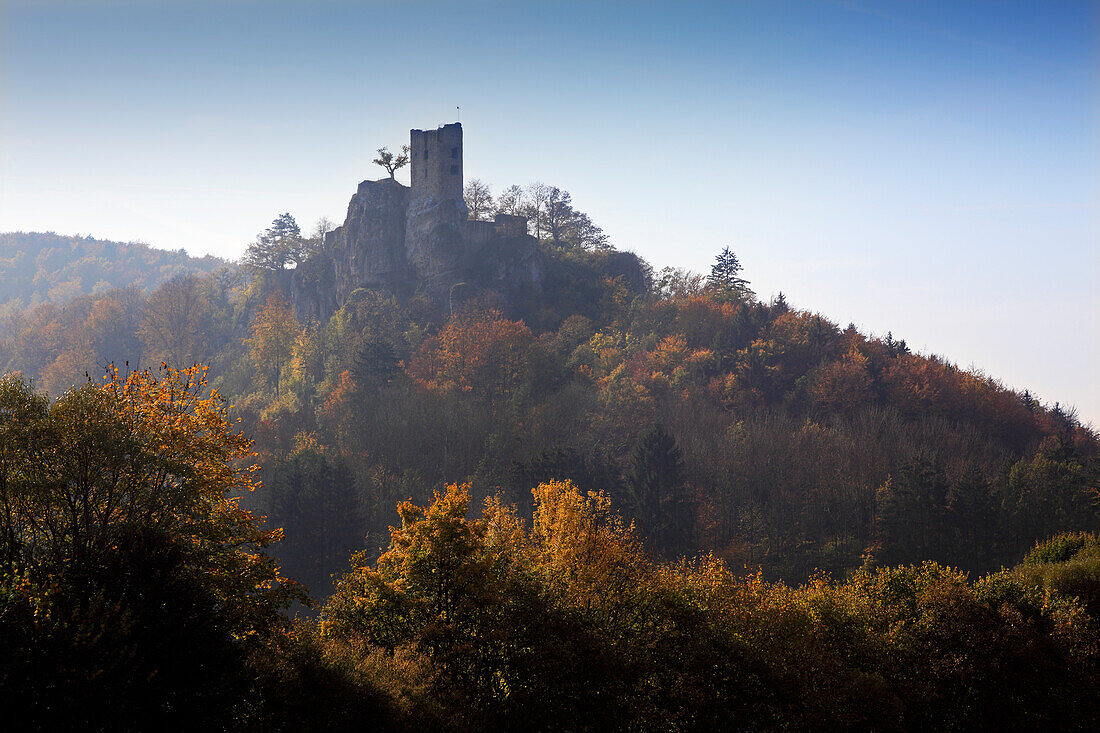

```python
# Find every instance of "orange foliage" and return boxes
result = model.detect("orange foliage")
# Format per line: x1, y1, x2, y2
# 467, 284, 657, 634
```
809, 345, 873, 415
672, 294, 741, 347
407, 308, 535, 397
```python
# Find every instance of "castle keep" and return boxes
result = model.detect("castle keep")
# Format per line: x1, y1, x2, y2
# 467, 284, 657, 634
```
410, 123, 464, 205
291, 122, 543, 321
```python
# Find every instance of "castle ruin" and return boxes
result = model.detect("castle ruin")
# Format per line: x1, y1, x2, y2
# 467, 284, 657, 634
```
290, 123, 543, 321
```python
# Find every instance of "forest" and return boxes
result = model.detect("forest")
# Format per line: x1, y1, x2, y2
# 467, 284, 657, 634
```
0, 231, 225, 316
0, 196, 1098, 729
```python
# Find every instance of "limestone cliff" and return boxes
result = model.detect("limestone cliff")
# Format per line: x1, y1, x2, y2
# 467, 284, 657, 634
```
291, 182, 542, 320
291, 123, 543, 320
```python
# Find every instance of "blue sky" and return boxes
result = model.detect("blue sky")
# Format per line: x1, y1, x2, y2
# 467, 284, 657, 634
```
2, 0, 1097, 424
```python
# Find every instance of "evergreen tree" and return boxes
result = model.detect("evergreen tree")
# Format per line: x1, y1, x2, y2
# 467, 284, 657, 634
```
624, 424, 692, 555
707, 247, 753, 300
243, 213, 305, 270
352, 337, 399, 392
870, 455, 950, 566
946, 462, 997, 570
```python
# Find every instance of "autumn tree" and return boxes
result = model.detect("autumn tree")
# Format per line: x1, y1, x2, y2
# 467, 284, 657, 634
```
322, 481, 777, 729
0, 367, 301, 729
407, 306, 536, 400
138, 273, 210, 366
373, 145, 410, 180
247, 292, 300, 397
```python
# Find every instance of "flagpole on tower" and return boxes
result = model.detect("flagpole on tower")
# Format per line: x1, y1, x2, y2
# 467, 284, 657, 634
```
457, 106, 460, 123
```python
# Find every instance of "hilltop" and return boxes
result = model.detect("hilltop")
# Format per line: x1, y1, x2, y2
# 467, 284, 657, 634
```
2, 128, 1098, 730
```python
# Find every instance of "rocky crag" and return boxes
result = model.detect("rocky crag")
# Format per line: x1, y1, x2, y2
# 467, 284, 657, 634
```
291, 123, 543, 321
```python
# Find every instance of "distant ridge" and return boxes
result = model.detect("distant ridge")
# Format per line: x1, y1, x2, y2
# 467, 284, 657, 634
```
0, 231, 227, 313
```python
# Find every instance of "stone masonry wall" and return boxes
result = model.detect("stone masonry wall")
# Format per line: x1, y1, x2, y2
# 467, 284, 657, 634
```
409, 123, 464, 206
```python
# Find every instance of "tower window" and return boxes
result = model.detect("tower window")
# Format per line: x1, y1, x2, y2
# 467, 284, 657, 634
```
449, 164, 458, 174
451, 147, 458, 159
424, 148, 429, 160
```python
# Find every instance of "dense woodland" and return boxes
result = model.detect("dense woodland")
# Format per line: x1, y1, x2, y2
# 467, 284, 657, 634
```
0, 191, 1098, 728
0, 231, 226, 316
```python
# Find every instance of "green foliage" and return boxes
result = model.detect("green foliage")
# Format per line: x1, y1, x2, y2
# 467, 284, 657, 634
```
318, 484, 1100, 730
243, 213, 308, 271
623, 423, 693, 556
0, 367, 304, 728
706, 246, 753, 301
1009, 532, 1100, 615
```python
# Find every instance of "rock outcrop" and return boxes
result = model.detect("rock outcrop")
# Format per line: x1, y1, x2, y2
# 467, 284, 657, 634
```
291, 123, 543, 320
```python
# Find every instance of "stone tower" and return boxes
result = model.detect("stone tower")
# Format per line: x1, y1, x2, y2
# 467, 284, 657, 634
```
405, 123, 468, 291
410, 122, 464, 205
290, 121, 543, 318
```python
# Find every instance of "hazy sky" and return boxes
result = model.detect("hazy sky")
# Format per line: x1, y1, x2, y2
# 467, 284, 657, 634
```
2, 0, 1097, 424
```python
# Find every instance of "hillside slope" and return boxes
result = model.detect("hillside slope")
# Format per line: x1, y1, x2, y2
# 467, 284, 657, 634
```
0, 238, 1094, 597
0, 231, 228, 313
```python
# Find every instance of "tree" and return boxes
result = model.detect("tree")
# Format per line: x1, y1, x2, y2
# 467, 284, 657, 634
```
565, 210, 611, 251
243, 213, 305, 271
264, 438, 363, 599
869, 456, 950, 566
623, 424, 692, 555
523, 182, 551, 240
706, 247, 753, 300
305, 216, 336, 258
495, 184, 525, 217
946, 462, 997, 569
532, 183, 611, 249
138, 273, 210, 366
247, 292, 300, 397
543, 186, 575, 245
373, 145, 410, 180
655, 267, 705, 299
406, 307, 536, 401
464, 179, 495, 221
0, 367, 301, 729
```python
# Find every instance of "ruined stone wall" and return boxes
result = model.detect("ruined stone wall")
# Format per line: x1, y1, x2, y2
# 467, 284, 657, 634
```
290, 123, 543, 320
409, 123, 464, 205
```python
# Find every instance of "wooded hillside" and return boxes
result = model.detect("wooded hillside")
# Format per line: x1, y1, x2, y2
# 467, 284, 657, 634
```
0, 231, 226, 314
1, 217, 1098, 729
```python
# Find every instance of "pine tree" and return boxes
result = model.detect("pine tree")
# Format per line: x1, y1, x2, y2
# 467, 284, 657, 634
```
624, 423, 692, 555
706, 247, 753, 300
243, 213, 305, 270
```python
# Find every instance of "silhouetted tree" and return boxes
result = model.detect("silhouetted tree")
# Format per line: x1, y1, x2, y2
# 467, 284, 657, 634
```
707, 247, 752, 300
373, 145, 410, 180
244, 213, 305, 270
464, 179, 495, 220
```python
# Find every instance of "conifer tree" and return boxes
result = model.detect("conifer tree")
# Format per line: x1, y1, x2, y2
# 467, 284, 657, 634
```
624, 423, 692, 554
243, 213, 305, 270
707, 247, 753, 300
